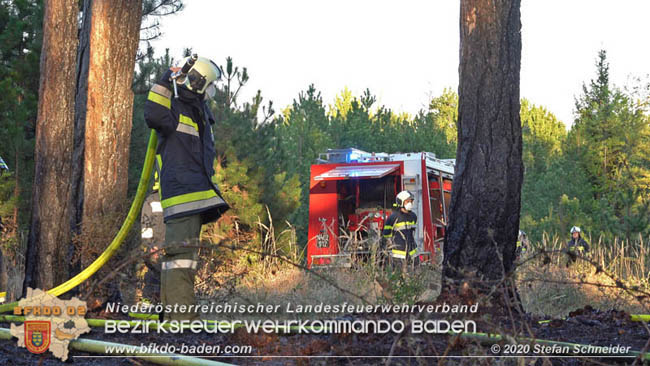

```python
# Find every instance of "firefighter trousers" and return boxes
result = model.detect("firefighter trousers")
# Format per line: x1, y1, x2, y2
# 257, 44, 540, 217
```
390, 255, 415, 273
140, 192, 164, 303
389, 248, 418, 273
161, 214, 202, 321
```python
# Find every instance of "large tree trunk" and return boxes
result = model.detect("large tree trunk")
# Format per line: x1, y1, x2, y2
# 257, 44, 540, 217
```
77, 1, 143, 303
23, 0, 78, 292
81, 0, 143, 237
442, 0, 523, 288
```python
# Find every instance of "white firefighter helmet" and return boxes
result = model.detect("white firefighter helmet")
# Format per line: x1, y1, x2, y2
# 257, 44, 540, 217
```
570, 226, 581, 234
181, 56, 222, 97
518, 230, 526, 238
395, 190, 414, 208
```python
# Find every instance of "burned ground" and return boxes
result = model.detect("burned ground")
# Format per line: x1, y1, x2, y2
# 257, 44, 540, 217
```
1, 303, 648, 366
1, 245, 648, 365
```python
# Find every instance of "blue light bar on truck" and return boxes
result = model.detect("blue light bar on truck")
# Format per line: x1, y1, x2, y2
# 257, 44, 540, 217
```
314, 164, 400, 181
317, 148, 370, 164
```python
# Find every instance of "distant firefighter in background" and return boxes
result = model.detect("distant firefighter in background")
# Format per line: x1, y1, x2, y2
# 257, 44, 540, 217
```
0, 156, 8, 173
516, 230, 529, 260
566, 226, 590, 266
0, 155, 8, 234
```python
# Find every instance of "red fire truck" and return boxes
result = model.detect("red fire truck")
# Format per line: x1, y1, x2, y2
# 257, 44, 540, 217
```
307, 148, 455, 268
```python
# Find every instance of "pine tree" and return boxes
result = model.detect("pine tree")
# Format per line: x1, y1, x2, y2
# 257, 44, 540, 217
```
571, 50, 650, 239
443, 0, 524, 288
0, 0, 41, 231
23, 0, 79, 290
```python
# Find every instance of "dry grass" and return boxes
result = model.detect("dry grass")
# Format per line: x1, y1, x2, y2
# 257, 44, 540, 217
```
194, 212, 649, 322
0, 224, 27, 302
197, 260, 442, 321
195, 214, 443, 320
194, 211, 441, 321
518, 263, 648, 317
517, 234, 650, 317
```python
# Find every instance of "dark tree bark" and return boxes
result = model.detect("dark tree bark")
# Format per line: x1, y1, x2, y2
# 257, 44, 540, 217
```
80, 0, 143, 267
23, 0, 78, 292
68, 0, 92, 286
442, 0, 523, 289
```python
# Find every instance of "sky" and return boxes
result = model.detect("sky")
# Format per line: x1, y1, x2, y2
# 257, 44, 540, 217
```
151, 0, 650, 126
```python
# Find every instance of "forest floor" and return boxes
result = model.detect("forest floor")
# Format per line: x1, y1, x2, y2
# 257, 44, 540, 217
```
1, 250, 649, 365
1, 301, 648, 365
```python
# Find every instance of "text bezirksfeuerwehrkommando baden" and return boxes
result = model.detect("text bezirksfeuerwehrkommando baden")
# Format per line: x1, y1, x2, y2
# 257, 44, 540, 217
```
104, 318, 478, 335
105, 301, 479, 315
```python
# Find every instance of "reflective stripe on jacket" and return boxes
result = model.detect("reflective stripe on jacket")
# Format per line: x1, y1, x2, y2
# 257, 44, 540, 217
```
382, 210, 417, 256
144, 74, 229, 224
516, 239, 528, 256
567, 237, 590, 252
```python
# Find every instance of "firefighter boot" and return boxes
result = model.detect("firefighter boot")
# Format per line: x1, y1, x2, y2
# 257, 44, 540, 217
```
161, 214, 202, 321
390, 256, 408, 274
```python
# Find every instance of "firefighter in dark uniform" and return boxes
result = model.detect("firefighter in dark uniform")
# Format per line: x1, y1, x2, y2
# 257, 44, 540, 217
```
516, 230, 529, 260
0, 156, 8, 233
0, 156, 8, 291
566, 226, 589, 266
0, 156, 7, 172
382, 190, 417, 272
144, 55, 229, 321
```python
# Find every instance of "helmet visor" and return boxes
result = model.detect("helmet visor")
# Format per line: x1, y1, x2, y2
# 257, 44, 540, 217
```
187, 69, 207, 93
206, 83, 217, 98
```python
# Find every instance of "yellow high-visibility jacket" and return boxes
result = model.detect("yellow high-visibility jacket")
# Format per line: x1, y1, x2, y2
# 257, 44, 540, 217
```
382, 210, 417, 258
144, 69, 229, 224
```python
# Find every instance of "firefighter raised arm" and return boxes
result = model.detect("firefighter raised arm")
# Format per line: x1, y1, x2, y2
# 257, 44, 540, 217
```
144, 55, 229, 321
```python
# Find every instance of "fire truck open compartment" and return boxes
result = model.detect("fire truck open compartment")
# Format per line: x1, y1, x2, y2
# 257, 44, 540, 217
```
307, 149, 455, 268
308, 162, 402, 267
427, 171, 453, 252
335, 174, 398, 246
335, 175, 397, 215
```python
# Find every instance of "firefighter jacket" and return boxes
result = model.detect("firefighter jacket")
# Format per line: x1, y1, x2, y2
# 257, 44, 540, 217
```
382, 210, 417, 259
516, 238, 529, 258
0, 155, 7, 171
144, 71, 229, 224
567, 237, 590, 253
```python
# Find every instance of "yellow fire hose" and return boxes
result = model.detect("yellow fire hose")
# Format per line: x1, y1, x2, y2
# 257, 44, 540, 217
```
630, 314, 650, 322
7, 313, 648, 333
538, 314, 650, 324
0, 327, 234, 366
128, 311, 650, 324
2, 315, 649, 361
0, 130, 158, 313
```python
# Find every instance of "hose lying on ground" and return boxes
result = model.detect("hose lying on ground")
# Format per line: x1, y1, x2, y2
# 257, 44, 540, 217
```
2, 315, 649, 361
0, 130, 157, 313
0, 327, 234, 366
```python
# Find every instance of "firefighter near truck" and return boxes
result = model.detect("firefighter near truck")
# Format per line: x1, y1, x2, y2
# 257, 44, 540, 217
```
307, 148, 454, 268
